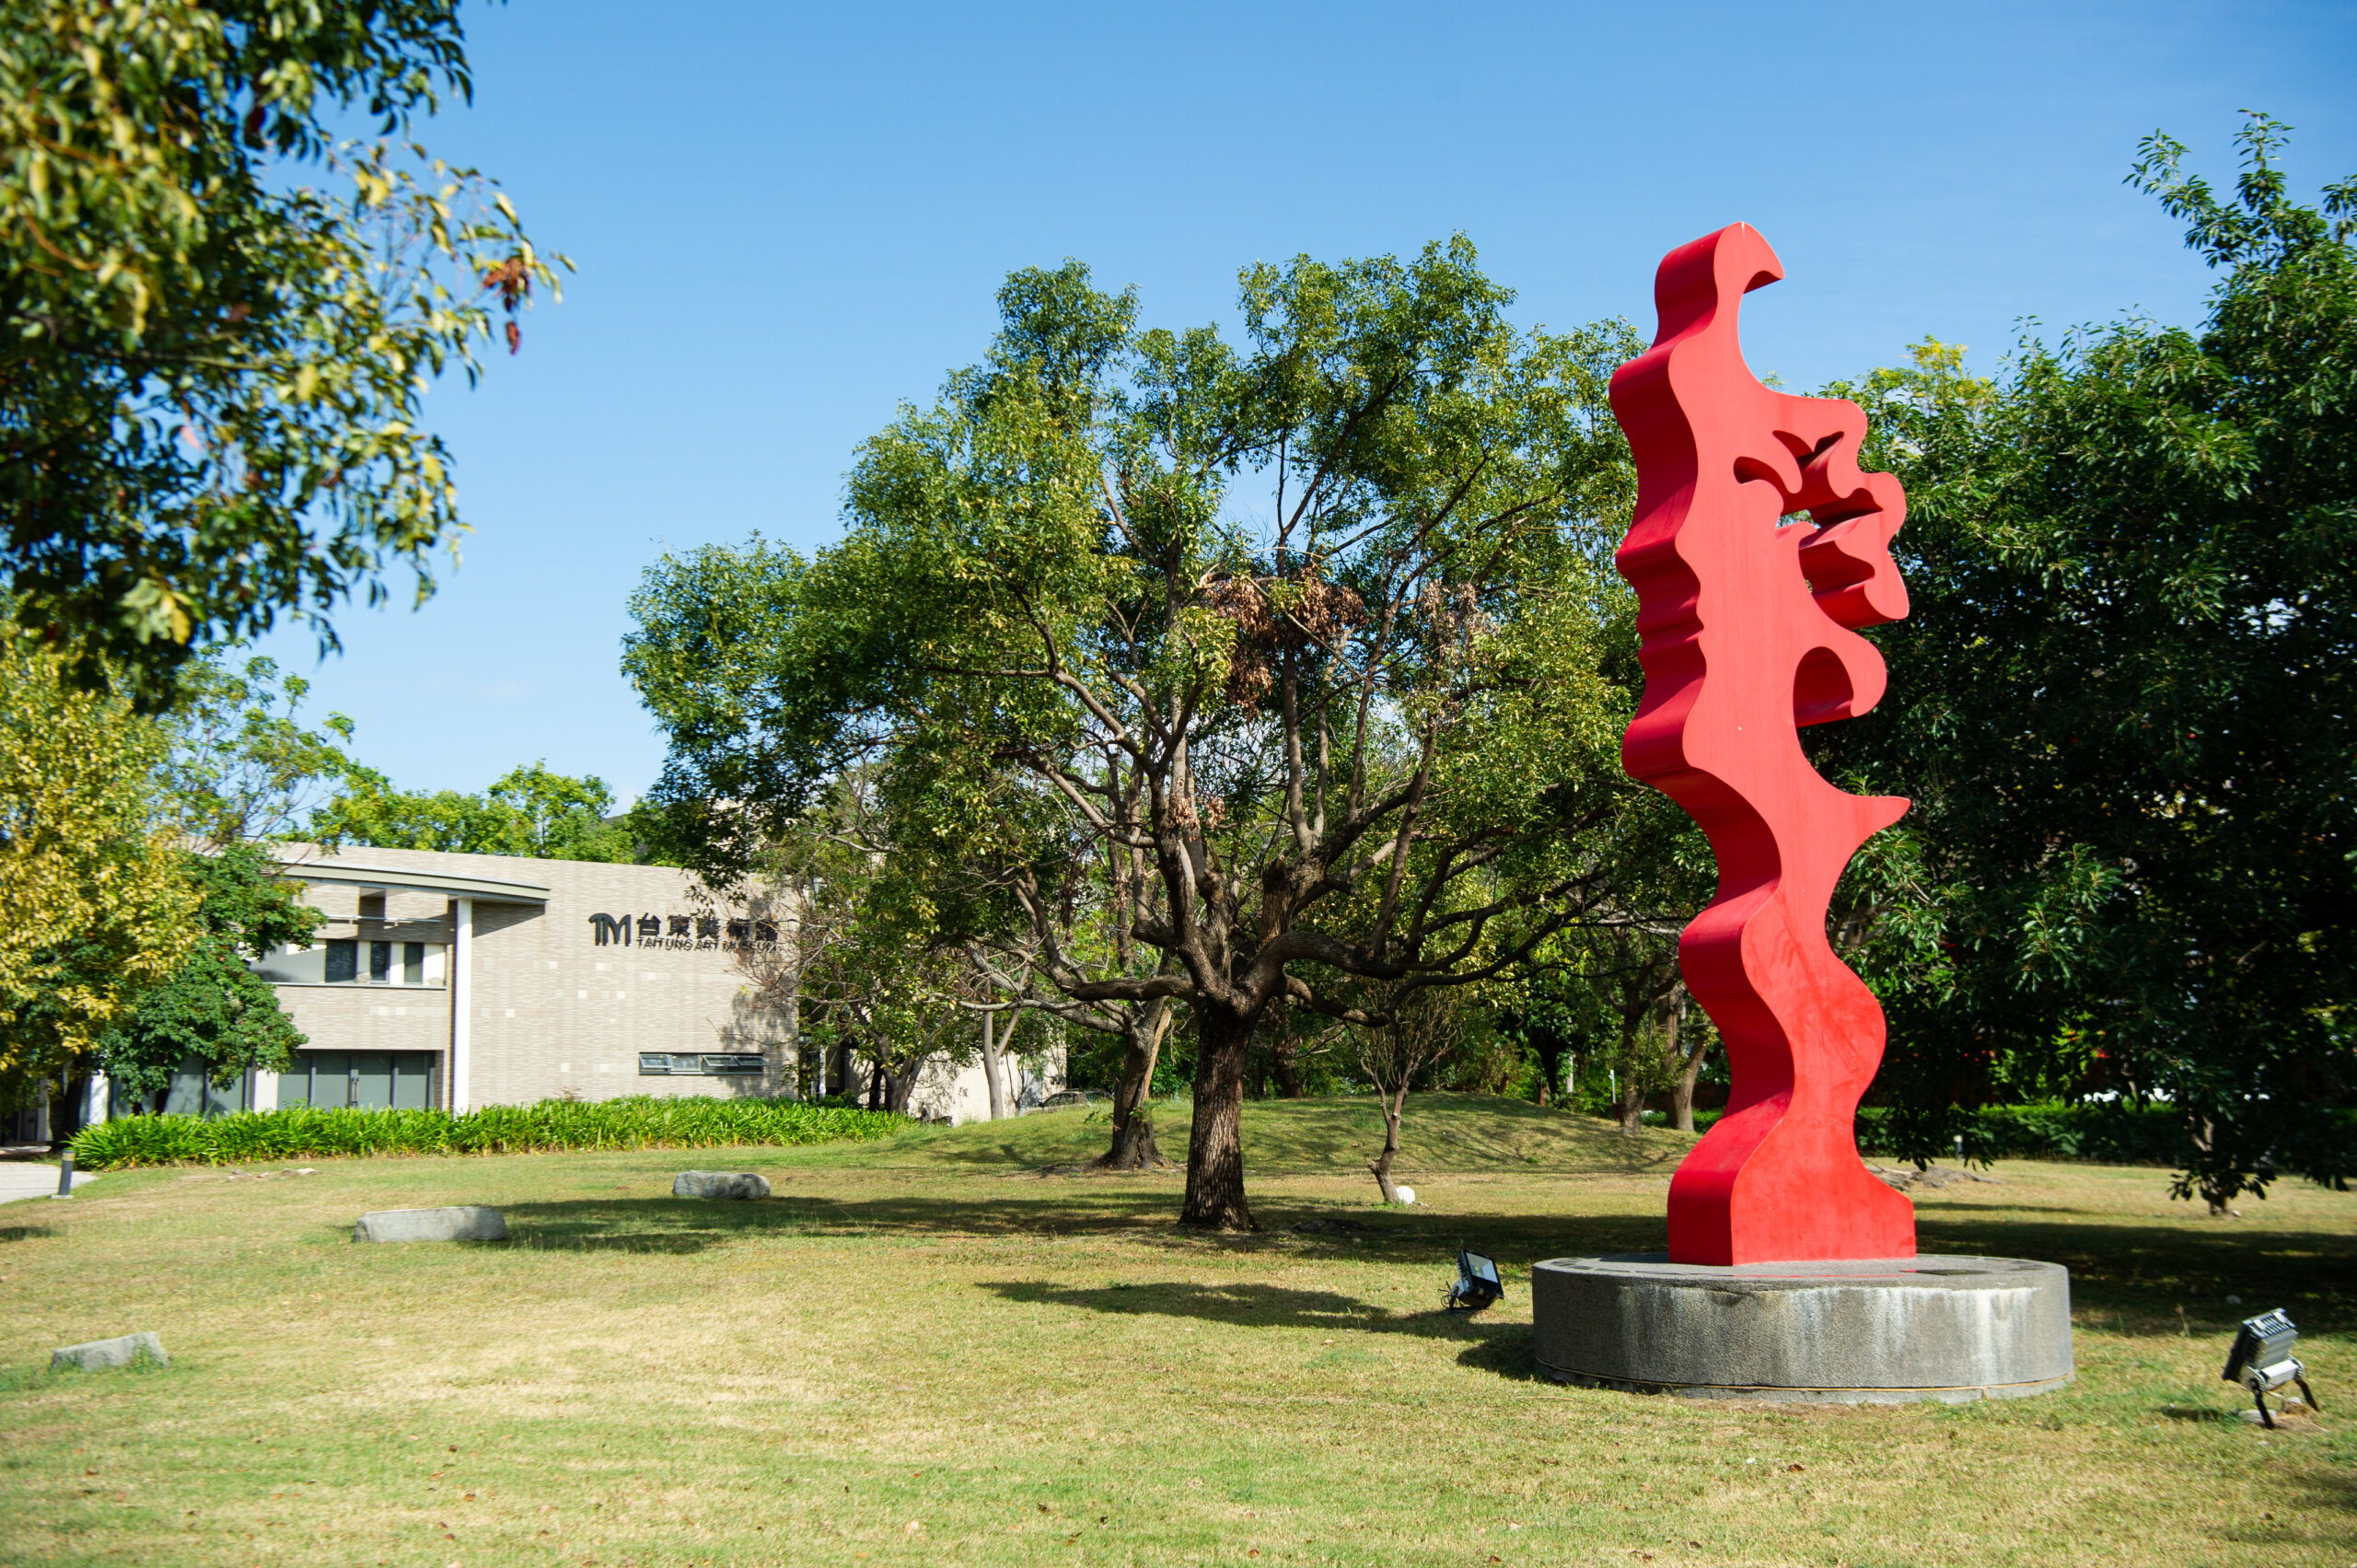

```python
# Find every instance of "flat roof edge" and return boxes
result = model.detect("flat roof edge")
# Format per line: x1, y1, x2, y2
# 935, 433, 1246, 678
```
269, 856, 552, 904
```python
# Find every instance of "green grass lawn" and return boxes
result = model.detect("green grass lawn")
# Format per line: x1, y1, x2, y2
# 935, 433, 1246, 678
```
2, 1094, 2351, 1567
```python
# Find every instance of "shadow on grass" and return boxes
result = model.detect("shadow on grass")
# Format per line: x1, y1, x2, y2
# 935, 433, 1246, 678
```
492, 1192, 1674, 1265
1914, 1215, 2357, 1327
839, 1096, 1697, 1179
0, 1224, 58, 1243
977, 1277, 1536, 1376
482, 1196, 2356, 1332
2160, 1404, 2238, 1423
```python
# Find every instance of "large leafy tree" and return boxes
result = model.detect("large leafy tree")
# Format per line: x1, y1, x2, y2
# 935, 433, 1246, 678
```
729, 769, 1002, 1113
0, 625, 195, 1099
1, 0, 564, 692
96, 841, 319, 1107
629, 245, 1644, 1229
1830, 117, 2355, 1207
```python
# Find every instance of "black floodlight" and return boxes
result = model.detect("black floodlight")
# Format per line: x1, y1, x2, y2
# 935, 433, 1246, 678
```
1447, 1249, 1504, 1313
2223, 1308, 2322, 1429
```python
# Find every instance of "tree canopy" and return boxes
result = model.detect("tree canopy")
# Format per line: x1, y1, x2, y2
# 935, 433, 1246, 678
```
1830, 116, 2356, 1204
96, 840, 319, 1104
0, 624, 195, 1095
1, 0, 563, 693
630, 242, 1655, 1227
309, 758, 645, 862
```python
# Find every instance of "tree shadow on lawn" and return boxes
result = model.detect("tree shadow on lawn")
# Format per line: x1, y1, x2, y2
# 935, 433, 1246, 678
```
487, 1197, 2356, 1332
493, 1191, 1672, 1265
978, 1277, 1537, 1376
1914, 1215, 2357, 1330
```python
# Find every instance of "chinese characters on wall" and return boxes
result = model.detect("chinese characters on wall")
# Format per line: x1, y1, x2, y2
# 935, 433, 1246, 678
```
586, 912, 781, 950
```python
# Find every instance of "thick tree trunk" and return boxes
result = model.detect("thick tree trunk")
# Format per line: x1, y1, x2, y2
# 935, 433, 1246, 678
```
1617, 1011, 1647, 1133
2190, 1118, 2244, 1216
1671, 1042, 1710, 1133
1094, 1011, 1169, 1171
885, 1058, 922, 1115
1179, 1005, 1255, 1230
1667, 987, 1711, 1133
1271, 1037, 1305, 1098
1530, 1033, 1567, 1109
980, 1009, 1007, 1122
1368, 1086, 1407, 1202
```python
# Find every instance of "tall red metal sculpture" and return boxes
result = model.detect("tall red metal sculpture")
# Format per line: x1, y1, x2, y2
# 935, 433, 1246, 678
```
1610, 224, 1917, 1265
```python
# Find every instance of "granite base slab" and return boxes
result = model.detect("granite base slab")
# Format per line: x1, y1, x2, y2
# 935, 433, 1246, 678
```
1532, 1254, 2073, 1403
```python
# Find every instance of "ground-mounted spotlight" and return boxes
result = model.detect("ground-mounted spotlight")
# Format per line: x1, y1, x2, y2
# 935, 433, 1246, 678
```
2223, 1308, 2322, 1429
1447, 1249, 1504, 1313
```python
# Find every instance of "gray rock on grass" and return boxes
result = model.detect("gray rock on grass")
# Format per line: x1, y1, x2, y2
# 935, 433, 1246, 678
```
353, 1205, 508, 1243
52, 1332, 168, 1372
674, 1170, 770, 1200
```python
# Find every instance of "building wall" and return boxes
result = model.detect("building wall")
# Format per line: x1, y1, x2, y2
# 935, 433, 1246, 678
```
269, 844, 793, 1106
242, 844, 1062, 1122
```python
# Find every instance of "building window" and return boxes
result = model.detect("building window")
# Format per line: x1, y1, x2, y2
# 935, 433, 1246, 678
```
278, 1051, 435, 1110
639, 1052, 767, 1076
358, 892, 386, 920
252, 939, 446, 988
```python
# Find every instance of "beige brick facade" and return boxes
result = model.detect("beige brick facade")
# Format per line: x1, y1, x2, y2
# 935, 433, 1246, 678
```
214, 844, 1060, 1123
261, 844, 795, 1108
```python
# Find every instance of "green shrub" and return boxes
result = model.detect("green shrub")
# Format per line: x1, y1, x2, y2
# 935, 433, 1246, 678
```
69, 1096, 908, 1169
1854, 1101, 2194, 1166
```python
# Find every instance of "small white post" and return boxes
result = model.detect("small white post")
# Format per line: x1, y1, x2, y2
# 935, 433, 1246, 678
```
451, 896, 474, 1113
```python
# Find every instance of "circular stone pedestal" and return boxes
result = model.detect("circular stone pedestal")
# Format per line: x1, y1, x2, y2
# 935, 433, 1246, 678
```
1532, 1254, 2073, 1403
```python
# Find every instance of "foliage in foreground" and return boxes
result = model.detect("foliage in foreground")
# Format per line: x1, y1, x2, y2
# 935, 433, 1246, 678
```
1828, 116, 2356, 1204
68, 1095, 907, 1169
0, 630, 196, 1092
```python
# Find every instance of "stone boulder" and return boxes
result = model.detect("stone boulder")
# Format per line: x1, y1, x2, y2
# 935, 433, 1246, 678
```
673, 1170, 771, 1200
52, 1331, 168, 1372
353, 1206, 508, 1243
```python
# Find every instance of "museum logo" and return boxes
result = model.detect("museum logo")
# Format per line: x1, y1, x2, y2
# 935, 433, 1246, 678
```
586, 912, 781, 951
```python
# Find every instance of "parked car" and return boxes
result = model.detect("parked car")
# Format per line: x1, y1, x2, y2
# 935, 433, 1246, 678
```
1032, 1089, 1105, 1112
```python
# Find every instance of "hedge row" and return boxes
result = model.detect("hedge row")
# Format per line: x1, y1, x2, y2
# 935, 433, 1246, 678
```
1853, 1101, 2193, 1166
69, 1096, 909, 1170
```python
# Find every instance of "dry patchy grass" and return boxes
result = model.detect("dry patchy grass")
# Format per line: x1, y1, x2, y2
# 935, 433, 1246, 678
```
0, 1094, 2351, 1567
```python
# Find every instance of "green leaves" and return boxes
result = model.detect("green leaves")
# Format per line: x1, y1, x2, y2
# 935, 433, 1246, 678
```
1, 1, 568, 694
0, 624, 196, 1086
1831, 122, 2357, 1198
632, 241, 1650, 1028
307, 758, 640, 863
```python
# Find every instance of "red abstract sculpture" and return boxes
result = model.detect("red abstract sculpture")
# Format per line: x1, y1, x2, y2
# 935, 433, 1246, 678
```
1610, 225, 1917, 1265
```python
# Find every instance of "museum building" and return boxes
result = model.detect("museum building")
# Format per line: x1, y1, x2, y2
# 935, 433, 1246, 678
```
85, 843, 1051, 1127
91, 844, 794, 1120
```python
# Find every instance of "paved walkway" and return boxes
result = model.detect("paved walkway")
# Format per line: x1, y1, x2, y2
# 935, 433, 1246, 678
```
0, 1162, 98, 1205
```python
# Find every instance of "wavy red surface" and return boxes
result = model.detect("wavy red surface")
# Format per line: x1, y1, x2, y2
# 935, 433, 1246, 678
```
1609, 224, 1917, 1265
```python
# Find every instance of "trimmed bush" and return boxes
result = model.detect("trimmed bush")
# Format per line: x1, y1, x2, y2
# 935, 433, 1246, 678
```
70, 1095, 907, 1170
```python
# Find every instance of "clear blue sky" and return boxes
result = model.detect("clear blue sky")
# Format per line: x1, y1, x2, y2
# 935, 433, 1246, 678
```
255, 0, 2357, 804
